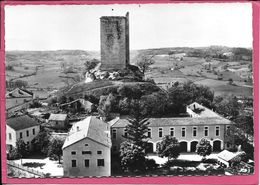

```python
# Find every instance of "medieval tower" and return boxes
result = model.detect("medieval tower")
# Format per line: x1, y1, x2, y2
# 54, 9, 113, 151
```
100, 12, 130, 70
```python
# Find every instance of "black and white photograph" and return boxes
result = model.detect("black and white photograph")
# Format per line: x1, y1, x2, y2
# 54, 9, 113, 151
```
4, 3, 254, 178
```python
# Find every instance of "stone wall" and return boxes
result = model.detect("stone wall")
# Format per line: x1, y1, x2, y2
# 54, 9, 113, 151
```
100, 13, 130, 70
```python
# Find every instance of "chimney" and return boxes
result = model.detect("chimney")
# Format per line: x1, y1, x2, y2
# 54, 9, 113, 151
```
193, 104, 196, 110
77, 126, 79, 131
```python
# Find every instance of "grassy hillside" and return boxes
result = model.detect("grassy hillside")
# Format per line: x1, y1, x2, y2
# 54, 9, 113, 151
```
57, 80, 163, 100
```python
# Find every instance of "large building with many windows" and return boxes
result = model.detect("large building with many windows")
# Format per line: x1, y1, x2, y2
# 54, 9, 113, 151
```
110, 102, 233, 153
62, 116, 111, 177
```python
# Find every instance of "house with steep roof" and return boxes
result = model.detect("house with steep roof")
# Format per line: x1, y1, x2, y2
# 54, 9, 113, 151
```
6, 115, 40, 151
110, 115, 233, 154
48, 113, 68, 129
62, 116, 111, 177
6, 88, 33, 115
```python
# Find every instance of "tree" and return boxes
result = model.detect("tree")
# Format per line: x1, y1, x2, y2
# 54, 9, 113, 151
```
16, 139, 29, 158
119, 141, 146, 173
196, 138, 212, 160
6, 65, 14, 71
168, 81, 214, 114
31, 128, 51, 155
225, 125, 254, 160
156, 135, 180, 161
136, 55, 155, 74
47, 137, 65, 164
98, 93, 117, 121
228, 78, 233, 85
213, 95, 241, 120
84, 59, 100, 72
140, 91, 169, 117
123, 100, 149, 148
8, 148, 20, 160
119, 100, 150, 173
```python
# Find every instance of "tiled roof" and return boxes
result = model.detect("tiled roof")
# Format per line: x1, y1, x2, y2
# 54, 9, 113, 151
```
62, 116, 111, 149
187, 102, 221, 117
49, 113, 67, 121
111, 117, 232, 128
6, 88, 33, 98
7, 115, 39, 131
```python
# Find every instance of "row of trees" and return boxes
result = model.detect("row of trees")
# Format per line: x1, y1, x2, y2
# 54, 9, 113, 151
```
98, 81, 215, 120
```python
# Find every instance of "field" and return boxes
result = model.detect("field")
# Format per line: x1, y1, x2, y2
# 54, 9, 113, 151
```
5, 50, 98, 90
144, 53, 253, 97
5, 47, 253, 98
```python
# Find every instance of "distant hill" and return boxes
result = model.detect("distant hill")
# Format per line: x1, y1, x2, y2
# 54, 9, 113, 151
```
131, 46, 252, 64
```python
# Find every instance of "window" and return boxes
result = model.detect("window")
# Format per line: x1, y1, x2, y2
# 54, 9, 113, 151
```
97, 151, 102, 154
32, 128, 35, 135
82, 151, 92, 155
20, 132, 23, 139
124, 129, 127, 137
97, 159, 105, 167
71, 151, 76, 155
226, 126, 230, 135
204, 126, 209, 137
9, 133, 12, 140
216, 126, 220, 136
181, 128, 186, 137
159, 128, 163, 138
148, 128, 151, 138
85, 143, 88, 146
193, 127, 197, 137
84, 159, 89, 167
26, 130, 29, 137
170, 128, 174, 136
112, 129, 117, 139
71, 160, 77, 167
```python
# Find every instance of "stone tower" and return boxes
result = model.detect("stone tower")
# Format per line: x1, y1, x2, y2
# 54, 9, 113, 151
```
100, 12, 130, 70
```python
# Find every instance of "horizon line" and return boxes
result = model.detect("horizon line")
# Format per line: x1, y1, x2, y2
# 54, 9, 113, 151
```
5, 45, 253, 52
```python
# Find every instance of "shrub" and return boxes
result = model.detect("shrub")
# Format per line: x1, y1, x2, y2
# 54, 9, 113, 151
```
8, 148, 20, 160
145, 158, 159, 171
163, 159, 200, 168
196, 138, 212, 160
6, 65, 14, 71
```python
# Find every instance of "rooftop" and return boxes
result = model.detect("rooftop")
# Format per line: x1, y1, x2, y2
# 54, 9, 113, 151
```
7, 115, 39, 131
62, 116, 111, 149
49, 113, 67, 121
217, 150, 245, 162
187, 102, 221, 118
111, 116, 232, 128
6, 88, 33, 98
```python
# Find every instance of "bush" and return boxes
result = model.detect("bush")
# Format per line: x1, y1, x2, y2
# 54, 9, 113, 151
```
29, 101, 42, 108
145, 78, 156, 84
145, 158, 159, 171
6, 65, 14, 71
163, 159, 200, 168
8, 148, 20, 160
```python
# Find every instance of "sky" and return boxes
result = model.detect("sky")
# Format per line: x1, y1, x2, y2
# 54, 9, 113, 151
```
5, 3, 252, 51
